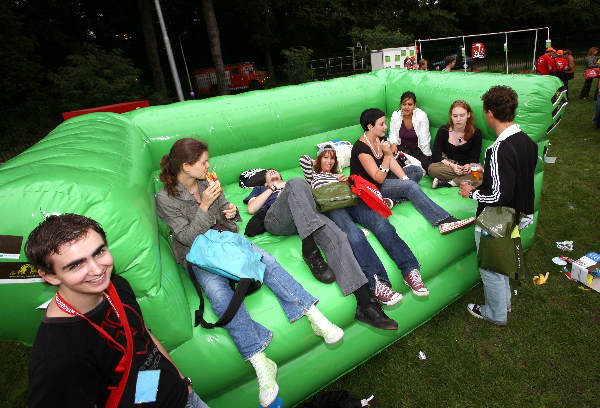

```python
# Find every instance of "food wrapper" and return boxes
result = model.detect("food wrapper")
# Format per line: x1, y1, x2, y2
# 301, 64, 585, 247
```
206, 171, 222, 192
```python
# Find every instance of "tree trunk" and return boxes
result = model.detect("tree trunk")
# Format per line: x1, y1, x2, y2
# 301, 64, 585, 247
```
137, 0, 167, 96
201, 0, 229, 95
264, 44, 276, 84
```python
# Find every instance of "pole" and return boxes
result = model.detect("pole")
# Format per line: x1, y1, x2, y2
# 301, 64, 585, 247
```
462, 36, 467, 72
505, 33, 509, 74
532, 29, 538, 72
179, 32, 195, 98
154, 0, 184, 101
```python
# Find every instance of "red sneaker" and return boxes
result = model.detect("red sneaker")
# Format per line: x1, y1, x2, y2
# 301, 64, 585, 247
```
373, 275, 402, 306
403, 269, 429, 296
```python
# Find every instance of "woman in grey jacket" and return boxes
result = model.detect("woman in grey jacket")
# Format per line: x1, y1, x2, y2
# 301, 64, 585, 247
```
156, 138, 342, 408
579, 46, 599, 99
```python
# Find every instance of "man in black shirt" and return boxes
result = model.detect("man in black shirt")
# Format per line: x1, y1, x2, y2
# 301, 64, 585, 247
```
459, 86, 538, 325
25, 214, 209, 407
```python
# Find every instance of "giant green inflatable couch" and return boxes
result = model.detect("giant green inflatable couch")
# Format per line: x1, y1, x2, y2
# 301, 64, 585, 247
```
0, 69, 565, 407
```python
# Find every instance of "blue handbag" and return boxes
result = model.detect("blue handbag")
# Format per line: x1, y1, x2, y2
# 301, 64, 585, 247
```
186, 230, 265, 328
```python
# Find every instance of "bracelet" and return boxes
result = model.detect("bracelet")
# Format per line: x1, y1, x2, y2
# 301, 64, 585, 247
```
183, 376, 192, 386
469, 190, 475, 199
379, 165, 389, 173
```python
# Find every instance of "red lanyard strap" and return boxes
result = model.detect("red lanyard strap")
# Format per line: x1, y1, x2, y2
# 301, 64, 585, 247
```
54, 282, 134, 408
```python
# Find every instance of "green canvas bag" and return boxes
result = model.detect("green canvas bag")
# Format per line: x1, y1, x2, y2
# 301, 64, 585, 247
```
476, 206, 526, 281
312, 182, 359, 213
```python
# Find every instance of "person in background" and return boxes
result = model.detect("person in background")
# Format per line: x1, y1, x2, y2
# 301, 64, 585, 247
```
442, 55, 456, 71
25, 214, 210, 408
564, 49, 576, 98
418, 58, 428, 71
388, 91, 433, 172
593, 78, 600, 129
428, 100, 483, 189
459, 86, 537, 326
536, 47, 557, 75
580, 46, 599, 100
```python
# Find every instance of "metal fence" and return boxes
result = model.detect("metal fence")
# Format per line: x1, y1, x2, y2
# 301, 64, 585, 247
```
310, 56, 369, 80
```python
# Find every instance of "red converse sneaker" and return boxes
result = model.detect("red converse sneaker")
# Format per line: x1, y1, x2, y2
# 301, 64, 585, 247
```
373, 275, 402, 306
403, 269, 429, 296
439, 217, 476, 235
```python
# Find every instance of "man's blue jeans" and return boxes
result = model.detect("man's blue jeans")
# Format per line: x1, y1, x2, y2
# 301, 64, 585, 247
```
326, 201, 420, 291
191, 243, 317, 360
380, 165, 450, 226
186, 391, 210, 408
594, 92, 600, 128
474, 228, 510, 325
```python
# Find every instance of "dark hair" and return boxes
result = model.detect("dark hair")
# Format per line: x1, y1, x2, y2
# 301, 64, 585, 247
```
25, 214, 107, 274
481, 86, 518, 122
159, 138, 208, 197
400, 91, 417, 105
445, 55, 456, 66
314, 146, 338, 174
360, 108, 386, 131
447, 100, 475, 141
564, 49, 573, 56
418, 58, 428, 70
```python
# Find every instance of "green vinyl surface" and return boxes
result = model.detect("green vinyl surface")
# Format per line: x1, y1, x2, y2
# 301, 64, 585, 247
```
0, 69, 565, 407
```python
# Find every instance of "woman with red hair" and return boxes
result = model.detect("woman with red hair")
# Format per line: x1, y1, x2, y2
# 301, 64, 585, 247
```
428, 100, 483, 188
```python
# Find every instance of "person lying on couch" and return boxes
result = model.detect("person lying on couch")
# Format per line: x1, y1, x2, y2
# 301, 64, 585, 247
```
156, 138, 343, 407
244, 168, 399, 331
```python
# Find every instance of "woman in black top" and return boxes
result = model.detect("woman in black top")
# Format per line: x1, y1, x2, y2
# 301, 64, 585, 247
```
428, 100, 483, 188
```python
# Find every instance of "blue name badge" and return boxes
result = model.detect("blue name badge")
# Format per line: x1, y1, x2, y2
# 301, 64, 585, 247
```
134, 369, 161, 404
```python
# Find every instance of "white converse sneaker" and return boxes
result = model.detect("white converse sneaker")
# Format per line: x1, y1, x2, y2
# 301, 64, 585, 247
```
249, 352, 279, 407
305, 305, 344, 344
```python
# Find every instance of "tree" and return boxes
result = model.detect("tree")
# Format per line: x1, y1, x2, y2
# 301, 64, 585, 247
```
48, 43, 148, 111
137, 0, 168, 97
201, 0, 229, 95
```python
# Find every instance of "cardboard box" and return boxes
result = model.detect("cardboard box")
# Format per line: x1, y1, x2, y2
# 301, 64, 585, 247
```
571, 252, 600, 293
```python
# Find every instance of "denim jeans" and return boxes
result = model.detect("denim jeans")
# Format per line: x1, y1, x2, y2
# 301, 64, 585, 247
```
380, 165, 450, 226
191, 242, 317, 360
186, 391, 210, 408
326, 201, 420, 291
474, 227, 511, 325
264, 177, 368, 296
594, 92, 600, 128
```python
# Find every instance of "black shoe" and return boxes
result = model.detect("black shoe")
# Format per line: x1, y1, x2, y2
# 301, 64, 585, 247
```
303, 250, 335, 284
355, 300, 398, 330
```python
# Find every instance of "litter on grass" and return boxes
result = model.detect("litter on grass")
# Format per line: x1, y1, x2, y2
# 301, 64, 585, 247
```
556, 241, 574, 251
418, 351, 427, 360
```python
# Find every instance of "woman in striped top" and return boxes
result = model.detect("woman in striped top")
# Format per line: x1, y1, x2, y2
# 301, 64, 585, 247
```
299, 146, 428, 301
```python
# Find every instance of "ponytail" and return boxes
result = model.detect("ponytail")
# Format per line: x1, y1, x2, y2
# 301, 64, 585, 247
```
159, 138, 209, 197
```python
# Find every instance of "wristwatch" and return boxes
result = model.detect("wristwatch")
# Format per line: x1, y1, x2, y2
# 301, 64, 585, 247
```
183, 376, 192, 386
469, 190, 475, 199
270, 185, 278, 192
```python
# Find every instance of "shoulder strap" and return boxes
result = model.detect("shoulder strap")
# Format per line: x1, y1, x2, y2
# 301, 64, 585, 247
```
186, 262, 257, 329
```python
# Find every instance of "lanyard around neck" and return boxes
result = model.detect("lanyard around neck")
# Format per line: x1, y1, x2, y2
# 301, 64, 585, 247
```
54, 282, 134, 408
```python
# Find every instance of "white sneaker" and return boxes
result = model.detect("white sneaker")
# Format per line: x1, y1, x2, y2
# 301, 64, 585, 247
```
249, 352, 279, 407
305, 305, 344, 344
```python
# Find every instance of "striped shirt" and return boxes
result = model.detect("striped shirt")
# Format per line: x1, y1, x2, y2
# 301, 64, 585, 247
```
299, 155, 340, 189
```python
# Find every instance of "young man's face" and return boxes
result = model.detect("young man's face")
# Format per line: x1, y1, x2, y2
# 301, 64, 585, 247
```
40, 229, 114, 298
265, 169, 282, 185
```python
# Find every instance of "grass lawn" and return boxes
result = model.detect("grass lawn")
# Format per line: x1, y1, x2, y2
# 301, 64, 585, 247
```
1, 72, 599, 408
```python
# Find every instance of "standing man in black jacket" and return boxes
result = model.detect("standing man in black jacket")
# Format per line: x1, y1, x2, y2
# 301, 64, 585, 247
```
459, 86, 538, 325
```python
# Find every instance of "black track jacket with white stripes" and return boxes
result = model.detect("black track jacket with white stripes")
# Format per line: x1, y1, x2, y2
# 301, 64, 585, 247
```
472, 125, 538, 217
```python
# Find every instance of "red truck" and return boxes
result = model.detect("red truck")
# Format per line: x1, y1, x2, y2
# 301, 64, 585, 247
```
193, 62, 268, 96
